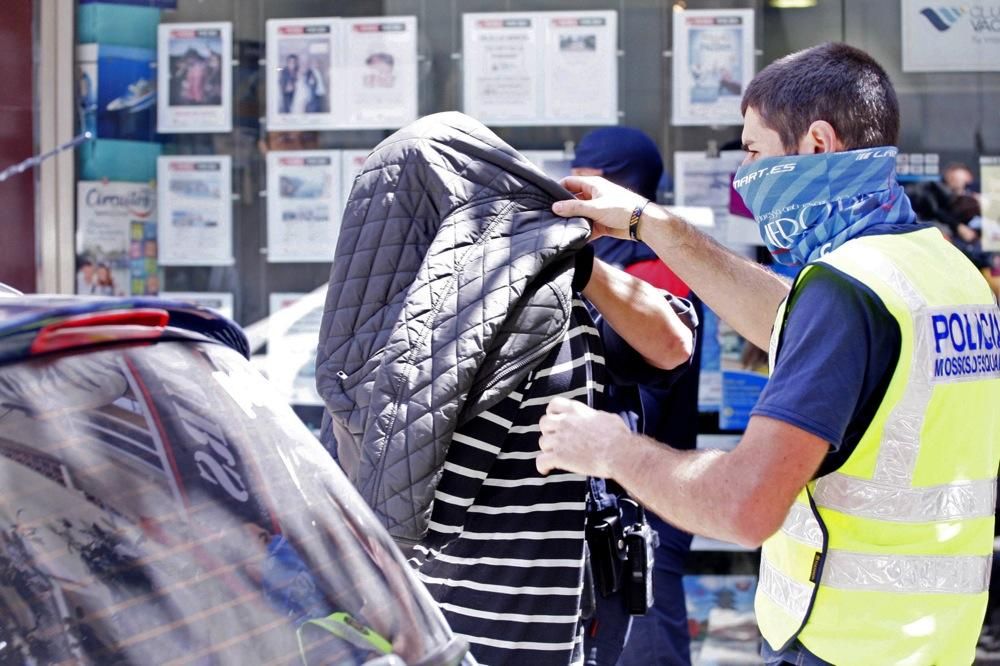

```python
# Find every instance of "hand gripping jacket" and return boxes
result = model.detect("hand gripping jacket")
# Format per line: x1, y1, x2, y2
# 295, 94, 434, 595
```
315, 112, 590, 549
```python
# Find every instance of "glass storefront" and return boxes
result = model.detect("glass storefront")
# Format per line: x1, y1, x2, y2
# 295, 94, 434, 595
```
49, 0, 1000, 662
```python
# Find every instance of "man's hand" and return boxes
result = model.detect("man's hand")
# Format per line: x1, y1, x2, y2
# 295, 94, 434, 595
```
537, 397, 631, 477
552, 176, 646, 240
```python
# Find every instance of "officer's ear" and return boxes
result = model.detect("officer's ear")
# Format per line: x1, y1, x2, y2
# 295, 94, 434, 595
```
797, 121, 844, 155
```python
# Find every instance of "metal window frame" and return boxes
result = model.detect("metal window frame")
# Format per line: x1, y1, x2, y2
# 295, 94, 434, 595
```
36, 0, 76, 295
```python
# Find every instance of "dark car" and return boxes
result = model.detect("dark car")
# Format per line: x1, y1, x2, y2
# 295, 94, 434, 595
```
0, 293, 470, 665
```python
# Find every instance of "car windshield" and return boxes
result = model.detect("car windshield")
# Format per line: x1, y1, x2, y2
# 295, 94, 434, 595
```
0, 339, 463, 665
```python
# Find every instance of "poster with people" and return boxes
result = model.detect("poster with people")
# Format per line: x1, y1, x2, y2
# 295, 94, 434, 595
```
265, 16, 417, 131
671, 9, 754, 127
157, 22, 232, 133
76, 181, 158, 297
266, 150, 342, 263
343, 16, 418, 129
463, 11, 618, 126
265, 18, 335, 131
157, 155, 233, 266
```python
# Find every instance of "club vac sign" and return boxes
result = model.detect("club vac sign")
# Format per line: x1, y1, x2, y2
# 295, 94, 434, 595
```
902, 0, 1000, 71
919, 6, 1000, 32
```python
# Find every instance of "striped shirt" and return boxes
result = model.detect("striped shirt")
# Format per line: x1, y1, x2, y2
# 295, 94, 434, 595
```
412, 299, 607, 666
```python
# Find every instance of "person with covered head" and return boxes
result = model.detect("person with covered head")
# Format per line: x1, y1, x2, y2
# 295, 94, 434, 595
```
539, 43, 1000, 665
316, 112, 696, 666
570, 126, 699, 666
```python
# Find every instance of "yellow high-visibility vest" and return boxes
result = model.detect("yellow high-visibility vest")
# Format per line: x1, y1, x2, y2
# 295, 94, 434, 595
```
757, 228, 1000, 665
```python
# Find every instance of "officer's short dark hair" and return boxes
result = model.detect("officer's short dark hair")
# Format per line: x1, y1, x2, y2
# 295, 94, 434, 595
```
741, 43, 899, 152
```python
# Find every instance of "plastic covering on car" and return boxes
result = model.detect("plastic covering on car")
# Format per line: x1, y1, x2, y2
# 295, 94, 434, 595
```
0, 339, 467, 665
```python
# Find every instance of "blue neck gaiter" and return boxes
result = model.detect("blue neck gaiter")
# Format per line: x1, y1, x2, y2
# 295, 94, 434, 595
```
732, 147, 917, 266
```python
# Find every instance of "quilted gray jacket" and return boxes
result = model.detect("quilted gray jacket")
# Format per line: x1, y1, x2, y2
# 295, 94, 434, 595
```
316, 112, 590, 548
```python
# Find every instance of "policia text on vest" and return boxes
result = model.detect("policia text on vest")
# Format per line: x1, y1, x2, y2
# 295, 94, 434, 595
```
931, 308, 1000, 380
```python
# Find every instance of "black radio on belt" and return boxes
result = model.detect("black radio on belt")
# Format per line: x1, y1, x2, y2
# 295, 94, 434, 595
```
623, 517, 656, 615
585, 498, 657, 615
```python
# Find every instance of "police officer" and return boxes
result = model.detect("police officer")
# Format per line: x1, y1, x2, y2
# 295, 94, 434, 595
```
538, 42, 1000, 665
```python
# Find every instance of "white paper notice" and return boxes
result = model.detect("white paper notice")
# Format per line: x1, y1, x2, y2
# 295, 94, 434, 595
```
542, 12, 617, 124
160, 292, 234, 320
266, 18, 336, 131
157, 22, 232, 133
672, 10, 754, 127
342, 16, 418, 129
157, 155, 233, 266
464, 11, 618, 126
463, 14, 540, 125
266, 150, 342, 263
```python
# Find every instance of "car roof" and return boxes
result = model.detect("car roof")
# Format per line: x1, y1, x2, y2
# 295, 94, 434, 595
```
0, 295, 249, 364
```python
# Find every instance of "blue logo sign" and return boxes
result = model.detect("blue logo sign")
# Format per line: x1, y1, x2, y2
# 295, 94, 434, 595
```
920, 7, 965, 31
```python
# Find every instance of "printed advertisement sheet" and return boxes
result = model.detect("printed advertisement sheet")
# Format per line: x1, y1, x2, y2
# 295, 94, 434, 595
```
463, 11, 617, 126
342, 16, 418, 129
157, 155, 233, 266
76, 181, 158, 297
266, 16, 417, 131
463, 13, 539, 124
157, 22, 232, 133
265, 18, 336, 131
672, 9, 754, 127
77, 43, 156, 142
266, 150, 342, 263
542, 12, 618, 124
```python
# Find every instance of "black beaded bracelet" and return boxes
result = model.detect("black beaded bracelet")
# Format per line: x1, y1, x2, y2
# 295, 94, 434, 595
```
628, 199, 650, 242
